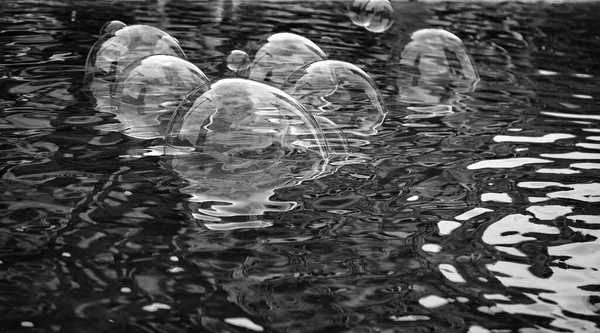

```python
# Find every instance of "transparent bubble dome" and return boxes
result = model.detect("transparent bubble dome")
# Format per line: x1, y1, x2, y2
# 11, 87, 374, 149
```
109, 55, 209, 139
281, 60, 387, 137
387, 28, 479, 104
238, 32, 328, 87
84, 24, 186, 86
164, 78, 329, 194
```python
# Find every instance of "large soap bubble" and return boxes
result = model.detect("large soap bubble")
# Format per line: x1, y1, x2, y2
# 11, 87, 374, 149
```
281, 60, 387, 137
347, 0, 395, 33
110, 55, 209, 139
237, 32, 328, 88
164, 78, 329, 219
84, 24, 186, 87
387, 28, 479, 104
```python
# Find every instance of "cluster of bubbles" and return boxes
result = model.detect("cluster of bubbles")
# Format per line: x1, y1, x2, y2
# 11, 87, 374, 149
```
347, 0, 395, 33
84, 17, 479, 225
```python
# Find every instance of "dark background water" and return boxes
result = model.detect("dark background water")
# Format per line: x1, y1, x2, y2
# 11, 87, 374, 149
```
1, 0, 600, 332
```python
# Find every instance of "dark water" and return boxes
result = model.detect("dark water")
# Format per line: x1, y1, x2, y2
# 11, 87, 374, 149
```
1, 0, 600, 332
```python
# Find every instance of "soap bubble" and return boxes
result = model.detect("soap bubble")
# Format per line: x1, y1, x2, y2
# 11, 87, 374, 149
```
84, 24, 186, 86
110, 55, 209, 139
99, 20, 127, 36
348, 0, 395, 33
164, 78, 329, 218
387, 28, 479, 104
348, 0, 373, 27
281, 60, 387, 137
226, 50, 250, 73
239, 32, 327, 87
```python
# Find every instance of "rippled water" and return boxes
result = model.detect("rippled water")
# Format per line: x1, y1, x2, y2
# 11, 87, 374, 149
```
2, 0, 600, 332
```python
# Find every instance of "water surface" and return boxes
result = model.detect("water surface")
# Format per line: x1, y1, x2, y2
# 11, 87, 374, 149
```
1, 0, 600, 332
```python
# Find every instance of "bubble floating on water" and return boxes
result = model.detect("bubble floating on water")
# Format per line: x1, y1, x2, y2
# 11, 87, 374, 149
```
226, 50, 250, 73
387, 28, 479, 104
347, 0, 395, 33
163, 78, 329, 218
281, 60, 387, 137
84, 24, 186, 86
110, 55, 209, 139
239, 32, 327, 87
99, 20, 127, 36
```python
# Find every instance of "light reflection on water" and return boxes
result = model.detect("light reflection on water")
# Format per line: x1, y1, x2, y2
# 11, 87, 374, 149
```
1, 0, 600, 332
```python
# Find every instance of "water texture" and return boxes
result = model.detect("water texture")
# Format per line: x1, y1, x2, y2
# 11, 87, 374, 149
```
1, 0, 600, 332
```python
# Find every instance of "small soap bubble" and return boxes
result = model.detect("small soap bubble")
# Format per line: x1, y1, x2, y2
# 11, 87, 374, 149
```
226, 50, 250, 73
164, 78, 329, 218
387, 28, 479, 104
348, 0, 395, 33
348, 0, 374, 27
364, 0, 394, 33
111, 54, 209, 139
319, 36, 335, 56
100, 20, 127, 36
239, 32, 327, 87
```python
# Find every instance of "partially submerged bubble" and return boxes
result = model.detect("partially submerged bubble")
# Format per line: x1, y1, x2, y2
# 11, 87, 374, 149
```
84, 24, 186, 86
111, 55, 209, 139
281, 60, 387, 137
163, 78, 329, 218
348, 0, 395, 33
226, 50, 250, 73
387, 28, 479, 104
239, 32, 327, 87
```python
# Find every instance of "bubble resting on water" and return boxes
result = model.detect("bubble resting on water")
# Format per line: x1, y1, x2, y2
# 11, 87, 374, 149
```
281, 59, 387, 137
239, 32, 328, 87
84, 24, 186, 86
387, 28, 479, 104
110, 54, 209, 139
163, 78, 330, 217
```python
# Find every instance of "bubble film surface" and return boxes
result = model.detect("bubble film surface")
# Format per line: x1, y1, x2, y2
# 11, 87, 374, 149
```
84, 24, 186, 86
164, 79, 329, 216
281, 60, 387, 137
387, 28, 479, 104
110, 55, 209, 139
239, 32, 327, 87
347, 0, 395, 33
226, 49, 250, 73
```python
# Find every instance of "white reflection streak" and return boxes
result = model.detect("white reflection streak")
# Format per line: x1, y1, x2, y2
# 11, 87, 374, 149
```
467, 158, 552, 170
541, 111, 600, 121
439, 264, 466, 283
493, 133, 575, 143
541, 152, 600, 159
